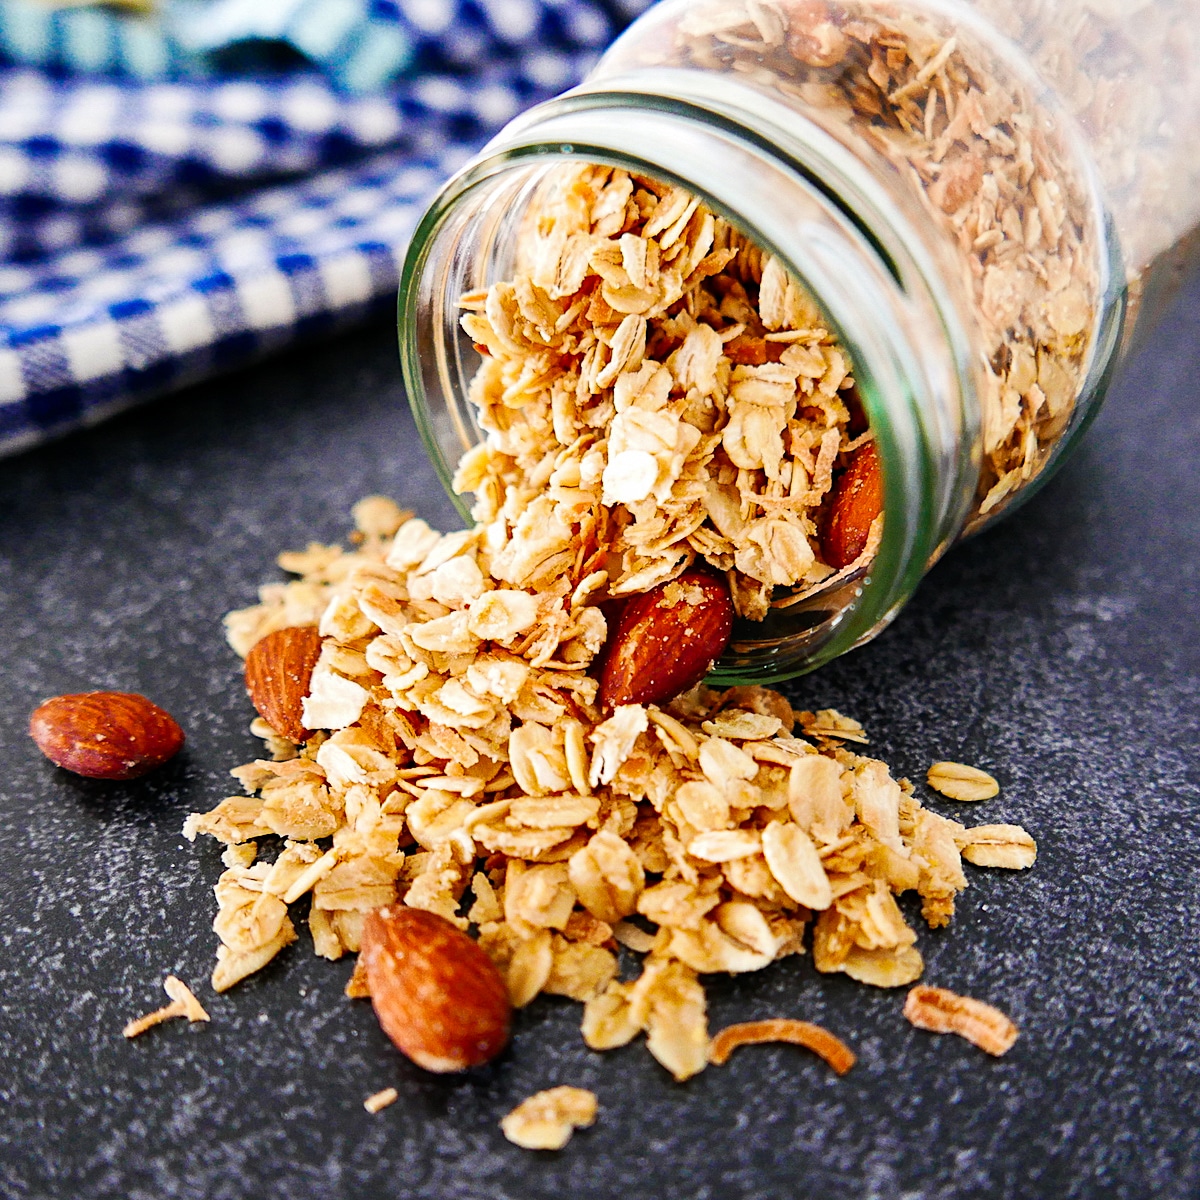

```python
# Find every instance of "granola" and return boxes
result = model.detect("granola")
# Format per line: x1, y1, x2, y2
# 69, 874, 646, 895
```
185, 500, 1038, 1084
448, 0, 1117, 632
456, 161, 871, 623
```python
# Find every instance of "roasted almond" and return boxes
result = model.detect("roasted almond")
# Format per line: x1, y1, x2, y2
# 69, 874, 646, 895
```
29, 691, 184, 780
244, 625, 322, 743
598, 569, 734, 710
360, 906, 511, 1073
820, 441, 884, 569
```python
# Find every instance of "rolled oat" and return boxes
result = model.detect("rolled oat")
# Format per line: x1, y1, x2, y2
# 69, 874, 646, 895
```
926, 760, 1000, 802
954, 824, 1037, 869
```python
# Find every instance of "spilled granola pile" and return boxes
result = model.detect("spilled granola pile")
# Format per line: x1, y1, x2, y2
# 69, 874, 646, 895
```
179, 4, 1060, 1092
186, 496, 1035, 1081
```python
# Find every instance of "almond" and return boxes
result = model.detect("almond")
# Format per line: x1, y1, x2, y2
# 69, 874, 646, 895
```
29, 692, 184, 780
598, 569, 734, 710
360, 906, 511, 1073
244, 625, 322, 743
820, 441, 884, 569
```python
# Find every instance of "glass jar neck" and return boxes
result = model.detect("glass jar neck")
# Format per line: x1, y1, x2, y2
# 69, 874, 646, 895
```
400, 74, 986, 679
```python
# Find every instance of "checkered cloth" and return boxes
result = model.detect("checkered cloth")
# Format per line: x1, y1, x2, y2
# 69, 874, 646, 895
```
0, 0, 652, 454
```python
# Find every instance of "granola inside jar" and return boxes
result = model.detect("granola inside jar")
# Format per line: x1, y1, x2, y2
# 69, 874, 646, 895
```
400, 0, 1198, 681
454, 163, 879, 626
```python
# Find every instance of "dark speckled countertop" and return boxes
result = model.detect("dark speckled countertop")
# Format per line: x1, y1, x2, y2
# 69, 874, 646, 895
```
1, 280, 1198, 1200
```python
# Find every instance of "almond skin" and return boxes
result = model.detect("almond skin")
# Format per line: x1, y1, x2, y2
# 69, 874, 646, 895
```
360, 906, 511, 1073
29, 692, 184, 780
598, 569, 734, 710
244, 625, 322, 743
820, 441, 884, 569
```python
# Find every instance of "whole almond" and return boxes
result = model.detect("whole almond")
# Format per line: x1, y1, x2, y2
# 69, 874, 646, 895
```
29, 692, 184, 780
820, 441, 884, 569
243, 625, 322, 743
598, 569, 734, 710
360, 906, 511, 1073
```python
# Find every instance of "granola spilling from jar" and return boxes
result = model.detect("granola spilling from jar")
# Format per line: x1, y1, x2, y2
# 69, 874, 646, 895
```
455, 162, 880, 624
618, 0, 1105, 522
185, 497, 1035, 1082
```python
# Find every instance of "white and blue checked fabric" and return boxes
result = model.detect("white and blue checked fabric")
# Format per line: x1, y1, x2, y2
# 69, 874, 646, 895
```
0, 0, 653, 455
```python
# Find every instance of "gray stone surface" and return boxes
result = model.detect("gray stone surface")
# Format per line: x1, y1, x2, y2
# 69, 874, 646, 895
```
0, 294, 1197, 1200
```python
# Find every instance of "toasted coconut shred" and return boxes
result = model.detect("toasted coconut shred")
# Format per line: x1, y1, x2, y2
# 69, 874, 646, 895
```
123, 976, 210, 1039
708, 1018, 856, 1075
181, 494, 1036, 1115
904, 985, 1019, 1056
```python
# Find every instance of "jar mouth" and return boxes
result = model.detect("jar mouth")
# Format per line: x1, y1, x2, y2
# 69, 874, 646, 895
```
399, 77, 980, 680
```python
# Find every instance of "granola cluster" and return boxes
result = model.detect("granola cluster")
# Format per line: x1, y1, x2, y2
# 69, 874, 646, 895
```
619, 0, 1102, 522
185, 498, 1035, 1082
455, 162, 873, 623
500, 1086, 598, 1150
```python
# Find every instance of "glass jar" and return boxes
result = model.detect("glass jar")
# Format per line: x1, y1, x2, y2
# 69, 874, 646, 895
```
399, 0, 1200, 682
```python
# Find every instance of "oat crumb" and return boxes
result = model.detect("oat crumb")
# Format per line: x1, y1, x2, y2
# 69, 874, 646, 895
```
364, 1087, 399, 1114
345, 956, 372, 999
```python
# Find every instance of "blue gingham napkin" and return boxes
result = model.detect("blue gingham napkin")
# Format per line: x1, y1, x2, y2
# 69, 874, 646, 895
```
0, 0, 652, 454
